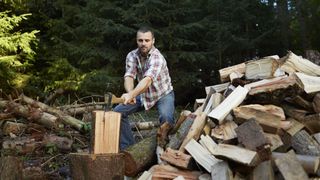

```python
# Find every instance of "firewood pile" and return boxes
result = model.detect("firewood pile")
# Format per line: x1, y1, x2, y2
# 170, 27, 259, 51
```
134, 51, 320, 180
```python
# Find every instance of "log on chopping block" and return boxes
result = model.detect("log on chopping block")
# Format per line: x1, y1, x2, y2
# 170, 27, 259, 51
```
167, 114, 196, 150
292, 130, 320, 156
160, 147, 196, 170
122, 135, 157, 177
92, 110, 121, 154
272, 152, 320, 175
274, 150, 309, 180
235, 119, 271, 161
69, 153, 125, 180
249, 160, 275, 180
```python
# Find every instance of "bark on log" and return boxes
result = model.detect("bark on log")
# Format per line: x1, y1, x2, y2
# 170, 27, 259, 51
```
167, 114, 196, 150
0, 113, 14, 120
43, 134, 73, 151
6, 101, 59, 129
122, 135, 157, 177
0, 156, 23, 180
292, 130, 320, 156
171, 110, 192, 134
2, 121, 27, 135
69, 153, 125, 180
313, 93, 320, 113
160, 147, 195, 170
20, 94, 86, 131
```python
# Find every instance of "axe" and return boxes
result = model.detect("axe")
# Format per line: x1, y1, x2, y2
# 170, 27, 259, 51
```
104, 92, 125, 110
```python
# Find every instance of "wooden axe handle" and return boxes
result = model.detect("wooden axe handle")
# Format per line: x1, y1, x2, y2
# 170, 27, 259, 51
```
111, 94, 125, 104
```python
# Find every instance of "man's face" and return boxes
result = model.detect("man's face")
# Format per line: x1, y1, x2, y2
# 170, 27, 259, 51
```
136, 31, 154, 56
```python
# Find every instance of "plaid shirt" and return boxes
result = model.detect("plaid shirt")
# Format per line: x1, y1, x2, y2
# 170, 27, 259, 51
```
124, 46, 173, 110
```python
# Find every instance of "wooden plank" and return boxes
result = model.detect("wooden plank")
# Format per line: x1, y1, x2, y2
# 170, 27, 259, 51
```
184, 139, 221, 173
249, 160, 274, 180
211, 161, 233, 180
92, 111, 121, 154
219, 63, 246, 83
211, 144, 258, 166
69, 153, 125, 180
274, 150, 309, 180
208, 86, 248, 124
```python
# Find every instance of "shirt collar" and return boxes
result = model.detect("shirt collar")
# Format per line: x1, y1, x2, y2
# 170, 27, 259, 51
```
136, 46, 156, 58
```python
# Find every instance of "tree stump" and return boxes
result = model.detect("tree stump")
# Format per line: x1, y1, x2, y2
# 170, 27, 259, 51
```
69, 153, 125, 180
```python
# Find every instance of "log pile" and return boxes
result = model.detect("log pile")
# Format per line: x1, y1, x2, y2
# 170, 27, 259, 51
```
136, 51, 320, 179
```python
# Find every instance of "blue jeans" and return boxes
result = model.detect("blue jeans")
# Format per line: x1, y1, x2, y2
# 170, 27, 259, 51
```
114, 91, 175, 150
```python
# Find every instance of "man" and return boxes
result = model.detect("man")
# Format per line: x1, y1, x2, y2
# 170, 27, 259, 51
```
114, 26, 175, 150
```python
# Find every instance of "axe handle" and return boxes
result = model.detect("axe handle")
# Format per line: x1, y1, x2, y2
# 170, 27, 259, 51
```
111, 95, 125, 104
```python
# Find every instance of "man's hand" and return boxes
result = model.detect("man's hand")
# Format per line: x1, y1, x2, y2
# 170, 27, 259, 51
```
121, 92, 136, 105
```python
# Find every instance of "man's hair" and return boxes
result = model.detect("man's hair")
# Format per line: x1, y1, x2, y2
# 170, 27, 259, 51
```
137, 26, 154, 38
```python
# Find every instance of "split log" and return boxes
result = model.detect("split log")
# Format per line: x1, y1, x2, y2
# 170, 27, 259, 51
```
151, 164, 201, 180
219, 63, 246, 83
205, 82, 230, 94
179, 112, 207, 151
292, 130, 320, 156
285, 118, 304, 136
313, 93, 320, 113
272, 152, 320, 175
295, 72, 320, 94
210, 144, 259, 166
122, 135, 157, 177
69, 153, 125, 180
235, 119, 271, 161
92, 111, 121, 154
233, 105, 282, 133
211, 121, 237, 143
2, 121, 27, 135
6, 101, 59, 129
167, 114, 196, 150
20, 94, 86, 131
193, 99, 205, 111
292, 95, 314, 112
274, 150, 309, 180
157, 122, 173, 148
245, 57, 279, 80
249, 160, 275, 180
276, 129, 292, 152
280, 51, 320, 76
264, 133, 283, 151
171, 110, 192, 134
0, 156, 23, 180
313, 133, 320, 144
160, 147, 195, 170
208, 86, 248, 124
184, 139, 221, 173
211, 161, 233, 180
203, 93, 224, 115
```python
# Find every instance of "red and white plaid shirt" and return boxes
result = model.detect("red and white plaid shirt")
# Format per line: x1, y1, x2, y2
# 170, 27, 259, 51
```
124, 46, 173, 110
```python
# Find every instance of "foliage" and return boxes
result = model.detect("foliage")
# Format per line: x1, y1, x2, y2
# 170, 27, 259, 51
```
0, 11, 39, 92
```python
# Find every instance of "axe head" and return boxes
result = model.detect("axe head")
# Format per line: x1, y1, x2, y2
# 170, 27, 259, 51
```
104, 92, 124, 109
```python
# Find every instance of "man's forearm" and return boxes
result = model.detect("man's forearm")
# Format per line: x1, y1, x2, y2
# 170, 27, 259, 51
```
129, 76, 152, 97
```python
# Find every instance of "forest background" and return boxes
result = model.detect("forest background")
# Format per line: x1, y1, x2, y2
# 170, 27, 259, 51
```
0, 0, 319, 107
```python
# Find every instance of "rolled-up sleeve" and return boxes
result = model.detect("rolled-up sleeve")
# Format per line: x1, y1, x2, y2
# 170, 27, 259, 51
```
144, 54, 164, 81
124, 53, 137, 79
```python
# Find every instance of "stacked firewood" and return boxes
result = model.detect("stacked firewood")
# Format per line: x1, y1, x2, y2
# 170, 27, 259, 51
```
134, 51, 320, 180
